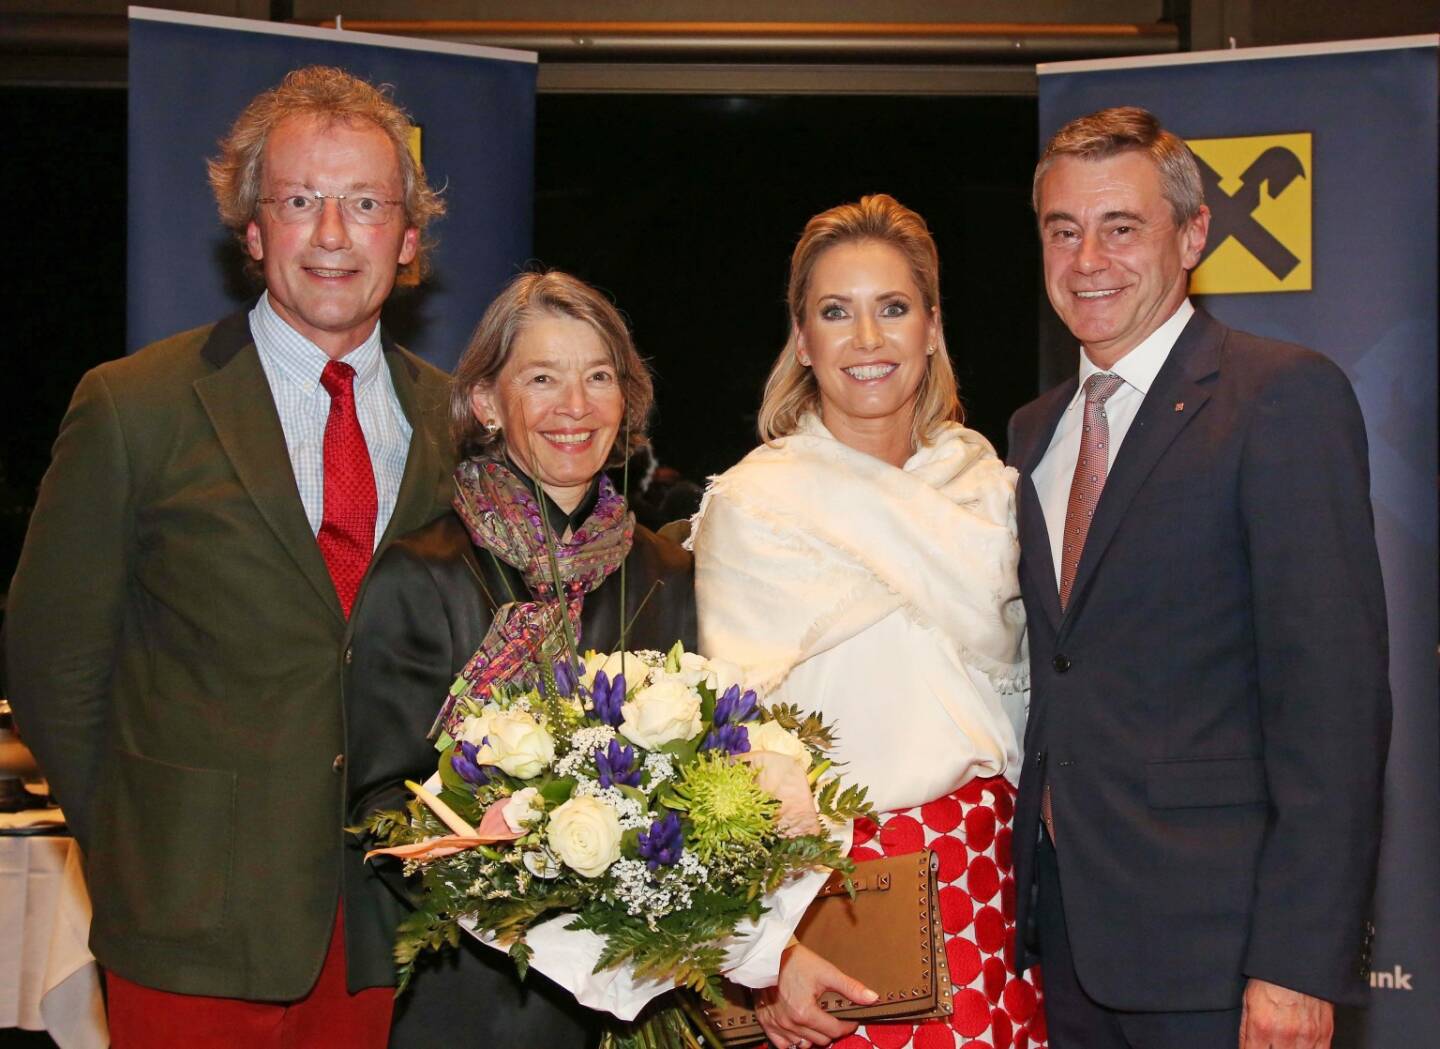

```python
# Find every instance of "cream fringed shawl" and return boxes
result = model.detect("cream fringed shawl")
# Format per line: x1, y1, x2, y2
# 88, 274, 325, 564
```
690, 414, 1029, 811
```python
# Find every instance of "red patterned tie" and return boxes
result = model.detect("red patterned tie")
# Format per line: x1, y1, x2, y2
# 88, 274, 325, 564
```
1058, 372, 1125, 610
317, 360, 377, 617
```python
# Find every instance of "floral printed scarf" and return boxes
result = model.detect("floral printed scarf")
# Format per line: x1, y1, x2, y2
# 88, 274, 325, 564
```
430, 457, 634, 740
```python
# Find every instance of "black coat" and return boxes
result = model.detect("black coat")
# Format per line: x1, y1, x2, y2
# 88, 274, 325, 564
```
1007, 309, 1389, 1011
342, 512, 697, 1048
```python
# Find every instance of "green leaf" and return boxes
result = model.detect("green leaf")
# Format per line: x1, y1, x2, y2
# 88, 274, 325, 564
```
616, 783, 649, 806
814, 778, 874, 822
665, 640, 685, 673
437, 742, 468, 792
660, 791, 688, 812
658, 737, 699, 766
540, 776, 577, 804
438, 785, 480, 821
509, 938, 533, 980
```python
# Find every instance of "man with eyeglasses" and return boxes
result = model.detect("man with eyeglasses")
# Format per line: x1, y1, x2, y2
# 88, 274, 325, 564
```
6, 66, 455, 1047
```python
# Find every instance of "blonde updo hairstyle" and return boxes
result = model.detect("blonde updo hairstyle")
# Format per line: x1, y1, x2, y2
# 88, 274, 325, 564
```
757, 193, 961, 448
451, 270, 654, 467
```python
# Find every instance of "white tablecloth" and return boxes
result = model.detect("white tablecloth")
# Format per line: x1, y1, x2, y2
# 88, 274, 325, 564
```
0, 832, 109, 1048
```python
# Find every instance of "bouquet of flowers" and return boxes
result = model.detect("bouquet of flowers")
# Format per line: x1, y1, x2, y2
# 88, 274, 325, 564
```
363, 642, 872, 1041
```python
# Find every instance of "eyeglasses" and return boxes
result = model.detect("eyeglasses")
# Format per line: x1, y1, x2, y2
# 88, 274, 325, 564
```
256, 191, 404, 226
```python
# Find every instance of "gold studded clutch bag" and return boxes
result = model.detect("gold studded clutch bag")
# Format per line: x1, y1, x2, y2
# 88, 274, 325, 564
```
698, 850, 953, 1045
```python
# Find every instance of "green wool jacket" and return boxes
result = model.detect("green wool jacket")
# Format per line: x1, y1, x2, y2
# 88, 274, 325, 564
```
4, 311, 455, 1000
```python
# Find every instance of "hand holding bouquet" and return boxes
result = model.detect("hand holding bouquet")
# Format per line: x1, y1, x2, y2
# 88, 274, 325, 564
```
364, 642, 872, 1014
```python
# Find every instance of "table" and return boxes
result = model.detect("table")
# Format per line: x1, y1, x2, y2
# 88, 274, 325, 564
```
0, 832, 108, 1048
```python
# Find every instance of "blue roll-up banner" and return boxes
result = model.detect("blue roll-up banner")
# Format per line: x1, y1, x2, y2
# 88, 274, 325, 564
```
127, 6, 536, 369
1037, 36, 1438, 1047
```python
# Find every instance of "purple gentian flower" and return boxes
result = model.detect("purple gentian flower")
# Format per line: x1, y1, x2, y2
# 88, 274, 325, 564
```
700, 723, 751, 756
552, 660, 576, 698
594, 738, 642, 788
550, 662, 573, 697
713, 685, 760, 727
451, 740, 491, 785
637, 811, 684, 870
590, 670, 627, 727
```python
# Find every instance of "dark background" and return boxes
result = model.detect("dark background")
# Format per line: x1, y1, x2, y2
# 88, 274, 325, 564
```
2, 89, 128, 604
0, 89, 1041, 589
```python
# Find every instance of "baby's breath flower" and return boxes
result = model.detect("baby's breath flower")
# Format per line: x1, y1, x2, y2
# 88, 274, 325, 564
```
574, 781, 649, 829
555, 725, 619, 776
571, 725, 619, 751
642, 751, 676, 785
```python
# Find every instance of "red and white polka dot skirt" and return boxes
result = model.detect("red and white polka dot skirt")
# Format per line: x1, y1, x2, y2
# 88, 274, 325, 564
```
834, 775, 1047, 1049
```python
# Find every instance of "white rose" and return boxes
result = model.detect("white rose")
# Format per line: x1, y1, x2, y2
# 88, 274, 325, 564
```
665, 651, 718, 689
474, 710, 555, 779
456, 706, 500, 746
546, 796, 622, 877
746, 721, 812, 770
582, 650, 650, 692
503, 787, 542, 834
658, 652, 748, 695
705, 657, 749, 696
619, 679, 703, 750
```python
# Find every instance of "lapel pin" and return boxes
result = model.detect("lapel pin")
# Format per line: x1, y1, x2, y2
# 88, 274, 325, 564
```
1174, 401, 1185, 412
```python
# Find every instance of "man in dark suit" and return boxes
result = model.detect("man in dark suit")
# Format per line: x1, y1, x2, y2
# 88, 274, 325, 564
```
1008, 107, 1389, 1049
5, 67, 454, 1047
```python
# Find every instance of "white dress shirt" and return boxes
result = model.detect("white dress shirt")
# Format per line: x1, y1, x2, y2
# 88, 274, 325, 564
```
248, 294, 413, 546
1032, 299, 1194, 587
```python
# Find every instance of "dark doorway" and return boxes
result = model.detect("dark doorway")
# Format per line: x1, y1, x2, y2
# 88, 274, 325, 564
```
532, 93, 1040, 488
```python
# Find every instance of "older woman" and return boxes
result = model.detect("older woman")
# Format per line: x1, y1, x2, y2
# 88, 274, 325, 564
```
345, 270, 696, 1049
690, 196, 1045, 1049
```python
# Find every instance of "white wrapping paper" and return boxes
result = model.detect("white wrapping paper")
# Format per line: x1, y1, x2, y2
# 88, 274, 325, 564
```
462, 819, 854, 1020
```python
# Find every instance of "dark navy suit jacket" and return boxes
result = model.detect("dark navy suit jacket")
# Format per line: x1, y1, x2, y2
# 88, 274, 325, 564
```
1007, 308, 1389, 1011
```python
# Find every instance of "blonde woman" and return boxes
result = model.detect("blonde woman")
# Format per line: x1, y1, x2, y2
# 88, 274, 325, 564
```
691, 196, 1045, 1049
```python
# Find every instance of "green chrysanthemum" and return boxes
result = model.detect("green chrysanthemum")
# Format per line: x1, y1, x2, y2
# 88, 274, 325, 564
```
666, 752, 777, 861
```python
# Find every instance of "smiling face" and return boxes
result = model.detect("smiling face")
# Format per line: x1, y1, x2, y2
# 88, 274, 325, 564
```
245, 114, 418, 359
795, 239, 938, 461
1038, 151, 1209, 370
470, 314, 625, 513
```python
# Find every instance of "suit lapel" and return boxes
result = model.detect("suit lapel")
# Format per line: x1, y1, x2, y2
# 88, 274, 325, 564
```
193, 312, 345, 622
1015, 380, 1075, 632
1060, 310, 1224, 623
376, 335, 445, 551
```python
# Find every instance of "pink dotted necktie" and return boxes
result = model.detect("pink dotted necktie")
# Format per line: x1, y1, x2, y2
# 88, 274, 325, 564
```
317, 360, 377, 618
1058, 372, 1125, 611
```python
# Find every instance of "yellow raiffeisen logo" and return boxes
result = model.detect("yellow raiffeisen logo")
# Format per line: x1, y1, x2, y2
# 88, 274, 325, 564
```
398, 124, 424, 287
1188, 133, 1312, 295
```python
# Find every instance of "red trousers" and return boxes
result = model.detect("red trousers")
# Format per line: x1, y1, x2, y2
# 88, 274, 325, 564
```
106, 905, 393, 1049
